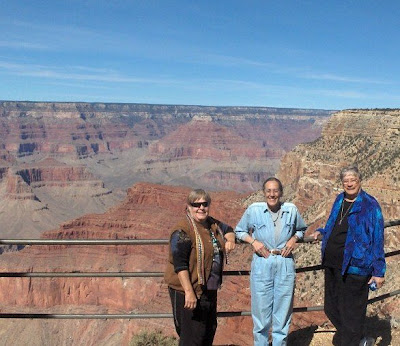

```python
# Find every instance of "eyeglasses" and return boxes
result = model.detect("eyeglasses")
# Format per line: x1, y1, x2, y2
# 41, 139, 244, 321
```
342, 178, 359, 185
190, 201, 209, 208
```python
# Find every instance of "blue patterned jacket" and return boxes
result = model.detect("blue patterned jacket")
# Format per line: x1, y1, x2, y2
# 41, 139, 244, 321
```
318, 189, 386, 277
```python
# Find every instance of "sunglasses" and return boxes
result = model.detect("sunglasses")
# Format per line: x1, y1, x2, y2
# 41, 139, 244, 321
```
190, 201, 209, 208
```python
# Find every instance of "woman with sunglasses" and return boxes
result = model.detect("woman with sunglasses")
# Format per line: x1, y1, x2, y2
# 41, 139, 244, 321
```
164, 188, 236, 345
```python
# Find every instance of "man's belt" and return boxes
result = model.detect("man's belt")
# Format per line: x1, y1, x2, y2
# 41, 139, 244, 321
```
269, 249, 282, 255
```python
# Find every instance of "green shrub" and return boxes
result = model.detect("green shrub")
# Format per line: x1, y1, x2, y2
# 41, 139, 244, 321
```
130, 329, 178, 346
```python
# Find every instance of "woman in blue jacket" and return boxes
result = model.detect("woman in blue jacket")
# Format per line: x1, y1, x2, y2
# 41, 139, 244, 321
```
313, 165, 385, 346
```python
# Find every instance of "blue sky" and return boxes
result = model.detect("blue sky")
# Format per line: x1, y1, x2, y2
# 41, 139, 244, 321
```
1, 1, 399, 110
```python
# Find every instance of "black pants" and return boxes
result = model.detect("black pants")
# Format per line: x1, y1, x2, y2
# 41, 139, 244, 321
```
169, 287, 217, 346
324, 267, 369, 346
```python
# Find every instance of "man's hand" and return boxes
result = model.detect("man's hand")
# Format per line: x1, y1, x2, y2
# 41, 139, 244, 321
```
281, 236, 297, 257
252, 239, 269, 258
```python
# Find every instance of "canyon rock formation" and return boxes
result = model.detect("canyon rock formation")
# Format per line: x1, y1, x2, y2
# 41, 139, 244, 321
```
0, 101, 333, 238
0, 156, 120, 238
0, 107, 399, 345
0, 182, 253, 345
278, 109, 400, 232
279, 109, 400, 344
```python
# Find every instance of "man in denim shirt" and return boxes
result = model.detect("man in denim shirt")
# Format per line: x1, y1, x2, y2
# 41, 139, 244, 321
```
313, 165, 385, 346
235, 177, 307, 346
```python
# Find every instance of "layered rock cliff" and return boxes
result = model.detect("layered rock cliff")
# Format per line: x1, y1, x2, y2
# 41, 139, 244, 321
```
276, 109, 400, 343
278, 109, 400, 232
0, 106, 398, 345
0, 101, 333, 159
0, 182, 253, 345
0, 157, 119, 238
0, 101, 333, 237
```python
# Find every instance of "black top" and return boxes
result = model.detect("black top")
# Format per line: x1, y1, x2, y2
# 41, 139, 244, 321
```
170, 230, 192, 272
323, 200, 353, 269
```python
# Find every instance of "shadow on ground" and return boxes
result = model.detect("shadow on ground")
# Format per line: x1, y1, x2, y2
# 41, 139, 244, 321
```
365, 315, 392, 346
288, 325, 319, 346
287, 316, 393, 346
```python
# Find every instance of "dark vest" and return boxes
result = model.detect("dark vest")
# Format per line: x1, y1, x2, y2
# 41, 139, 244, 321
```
164, 217, 226, 296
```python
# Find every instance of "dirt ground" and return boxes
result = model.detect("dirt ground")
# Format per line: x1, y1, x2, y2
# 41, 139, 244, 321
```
287, 316, 399, 346
215, 318, 399, 346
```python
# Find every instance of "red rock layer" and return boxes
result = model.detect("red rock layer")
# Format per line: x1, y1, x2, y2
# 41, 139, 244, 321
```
0, 182, 252, 344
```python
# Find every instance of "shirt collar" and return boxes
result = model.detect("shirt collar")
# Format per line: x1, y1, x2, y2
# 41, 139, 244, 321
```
264, 202, 286, 213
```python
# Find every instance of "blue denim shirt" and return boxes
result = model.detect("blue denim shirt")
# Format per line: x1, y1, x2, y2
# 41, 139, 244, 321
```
235, 202, 307, 250
318, 189, 386, 277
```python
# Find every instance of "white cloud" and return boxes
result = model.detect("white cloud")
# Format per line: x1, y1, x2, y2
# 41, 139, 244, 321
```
301, 72, 390, 84
0, 40, 49, 50
0, 60, 182, 85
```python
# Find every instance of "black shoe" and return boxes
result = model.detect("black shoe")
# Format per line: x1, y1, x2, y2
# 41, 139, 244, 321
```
359, 337, 374, 346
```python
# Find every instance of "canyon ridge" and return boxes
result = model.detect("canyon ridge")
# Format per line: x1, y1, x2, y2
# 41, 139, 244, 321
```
0, 105, 399, 345
0, 101, 333, 238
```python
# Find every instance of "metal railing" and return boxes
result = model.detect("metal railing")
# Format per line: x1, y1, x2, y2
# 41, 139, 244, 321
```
0, 219, 399, 319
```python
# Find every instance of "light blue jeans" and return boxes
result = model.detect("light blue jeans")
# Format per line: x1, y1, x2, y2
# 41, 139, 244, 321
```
250, 254, 295, 346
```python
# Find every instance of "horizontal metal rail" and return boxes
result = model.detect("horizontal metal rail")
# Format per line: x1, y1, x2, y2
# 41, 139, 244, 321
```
301, 218, 400, 243
1, 219, 398, 246
0, 272, 166, 278
1, 289, 399, 319
384, 219, 400, 228
1, 249, 398, 278
0, 219, 398, 320
0, 313, 173, 319
0, 239, 169, 246
295, 249, 400, 273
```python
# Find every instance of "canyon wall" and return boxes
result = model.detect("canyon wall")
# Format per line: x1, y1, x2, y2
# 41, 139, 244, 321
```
0, 108, 398, 345
276, 108, 400, 343
0, 101, 333, 238
277, 109, 400, 232
0, 183, 254, 345
0, 157, 119, 238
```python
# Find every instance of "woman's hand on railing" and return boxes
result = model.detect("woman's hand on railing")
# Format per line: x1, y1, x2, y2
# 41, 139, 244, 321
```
225, 240, 236, 253
309, 231, 322, 242
224, 233, 236, 253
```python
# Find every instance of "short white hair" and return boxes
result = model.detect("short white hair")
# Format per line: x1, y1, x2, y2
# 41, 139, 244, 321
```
340, 165, 362, 181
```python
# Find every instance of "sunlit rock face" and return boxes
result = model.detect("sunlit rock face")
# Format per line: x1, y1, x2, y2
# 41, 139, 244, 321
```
0, 108, 399, 345
0, 157, 119, 238
276, 108, 400, 343
278, 109, 400, 232
0, 182, 254, 345
0, 101, 333, 237
0, 101, 332, 160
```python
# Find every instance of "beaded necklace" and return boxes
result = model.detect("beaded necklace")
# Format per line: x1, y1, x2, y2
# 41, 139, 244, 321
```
209, 230, 220, 255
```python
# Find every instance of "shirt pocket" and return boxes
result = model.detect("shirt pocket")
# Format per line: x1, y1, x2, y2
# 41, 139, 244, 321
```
252, 223, 267, 239
283, 221, 296, 237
